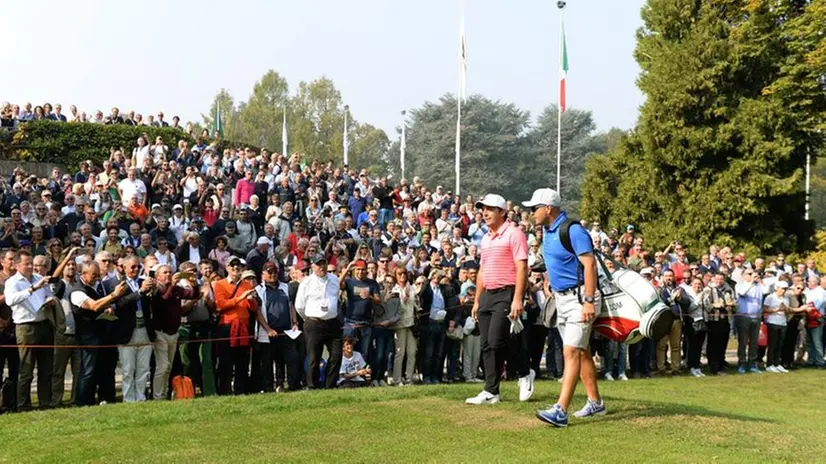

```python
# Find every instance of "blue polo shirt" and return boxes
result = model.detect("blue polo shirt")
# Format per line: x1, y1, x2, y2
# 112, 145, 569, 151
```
543, 211, 594, 291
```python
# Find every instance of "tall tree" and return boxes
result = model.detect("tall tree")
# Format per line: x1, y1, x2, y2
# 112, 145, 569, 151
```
290, 77, 346, 160
401, 94, 532, 199
238, 70, 290, 151
524, 106, 612, 214
582, 0, 826, 253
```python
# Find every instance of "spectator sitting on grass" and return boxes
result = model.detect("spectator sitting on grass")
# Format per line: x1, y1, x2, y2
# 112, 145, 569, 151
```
338, 336, 371, 388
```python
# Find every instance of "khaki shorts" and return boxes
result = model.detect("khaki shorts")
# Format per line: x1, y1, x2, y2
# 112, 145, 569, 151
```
553, 288, 600, 350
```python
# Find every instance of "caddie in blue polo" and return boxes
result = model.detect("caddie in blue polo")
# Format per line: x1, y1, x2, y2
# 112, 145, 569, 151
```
524, 188, 606, 427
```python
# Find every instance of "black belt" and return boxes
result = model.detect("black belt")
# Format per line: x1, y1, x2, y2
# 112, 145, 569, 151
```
307, 317, 337, 322
18, 320, 50, 325
486, 286, 514, 294
556, 287, 578, 296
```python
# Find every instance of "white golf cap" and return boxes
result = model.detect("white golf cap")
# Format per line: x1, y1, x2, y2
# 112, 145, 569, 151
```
522, 188, 561, 208
776, 281, 789, 289
256, 237, 271, 246
475, 193, 507, 210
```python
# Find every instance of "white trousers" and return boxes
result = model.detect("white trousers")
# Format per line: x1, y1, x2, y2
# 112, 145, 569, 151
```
152, 332, 179, 400
118, 327, 152, 402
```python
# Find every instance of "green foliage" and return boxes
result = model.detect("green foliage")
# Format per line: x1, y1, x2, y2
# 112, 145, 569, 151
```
582, 0, 826, 254
0, 121, 252, 169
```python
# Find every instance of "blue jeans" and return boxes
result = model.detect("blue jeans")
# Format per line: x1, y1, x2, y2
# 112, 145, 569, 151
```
604, 340, 627, 377
74, 331, 100, 407
424, 320, 446, 381
378, 209, 394, 228
344, 320, 373, 362
806, 323, 825, 367
371, 327, 394, 382
545, 327, 564, 378
628, 339, 653, 376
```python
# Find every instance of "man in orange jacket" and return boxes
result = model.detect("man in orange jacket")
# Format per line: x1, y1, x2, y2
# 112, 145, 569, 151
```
213, 256, 259, 395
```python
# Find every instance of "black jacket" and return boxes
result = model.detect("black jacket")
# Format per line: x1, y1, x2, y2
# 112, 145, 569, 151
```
104, 276, 154, 344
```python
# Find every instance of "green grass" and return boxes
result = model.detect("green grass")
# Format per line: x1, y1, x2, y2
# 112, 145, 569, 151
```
3, 371, 826, 463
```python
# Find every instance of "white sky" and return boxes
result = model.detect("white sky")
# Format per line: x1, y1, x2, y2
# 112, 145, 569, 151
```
0, 0, 645, 136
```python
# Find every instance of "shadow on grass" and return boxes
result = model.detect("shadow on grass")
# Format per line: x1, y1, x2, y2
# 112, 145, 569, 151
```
591, 395, 777, 425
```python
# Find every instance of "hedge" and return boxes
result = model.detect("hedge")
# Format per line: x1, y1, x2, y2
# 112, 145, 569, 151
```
0, 120, 255, 169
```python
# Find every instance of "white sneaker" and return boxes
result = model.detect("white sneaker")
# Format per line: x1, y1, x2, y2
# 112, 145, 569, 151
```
519, 369, 536, 402
776, 365, 789, 373
691, 368, 703, 378
465, 390, 500, 405
617, 373, 629, 381
604, 372, 615, 381
766, 366, 778, 373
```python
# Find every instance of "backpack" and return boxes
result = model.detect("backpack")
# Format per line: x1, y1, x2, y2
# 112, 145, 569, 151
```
171, 375, 195, 400
558, 218, 586, 299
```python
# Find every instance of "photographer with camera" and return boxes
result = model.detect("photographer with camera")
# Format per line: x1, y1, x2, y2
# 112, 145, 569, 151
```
734, 268, 770, 374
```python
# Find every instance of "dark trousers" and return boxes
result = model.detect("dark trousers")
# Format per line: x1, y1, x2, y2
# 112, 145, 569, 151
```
706, 319, 730, 374
371, 327, 394, 383
215, 324, 250, 395
16, 321, 54, 410
734, 317, 760, 367
423, 320, 446, 381
545, 327, 564, 378
782, 317, 802, 367
0, 332, 19, 411
628, 338, 653, 376
260, 336, 300, 391
766, 323, 786, 367
96, 347, 118, 403
305, 318, 343, 389
293, 332, 307, 388
528, 324, 549, 376
442, 337, 460, 381
684, 321, 706, 370
478, 289, 529, 395
74, 331, 100, 407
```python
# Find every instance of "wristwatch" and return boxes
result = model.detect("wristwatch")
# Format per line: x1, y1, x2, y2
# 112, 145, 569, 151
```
583, 295, 596, 304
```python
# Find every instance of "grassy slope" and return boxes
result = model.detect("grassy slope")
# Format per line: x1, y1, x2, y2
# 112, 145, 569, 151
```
2, 371, 825, 463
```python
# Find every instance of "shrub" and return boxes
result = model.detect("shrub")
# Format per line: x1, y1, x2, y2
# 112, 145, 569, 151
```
0, 120, 253, 169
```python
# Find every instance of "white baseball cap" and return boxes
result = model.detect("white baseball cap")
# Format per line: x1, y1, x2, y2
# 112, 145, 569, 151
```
475, 193, 507, 210
256, 237, 271, 246
522, 188, 561, 208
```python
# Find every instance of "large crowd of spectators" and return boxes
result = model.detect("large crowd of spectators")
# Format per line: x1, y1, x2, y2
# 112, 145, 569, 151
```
0, 101, 208, 139
0, 122, 823, 413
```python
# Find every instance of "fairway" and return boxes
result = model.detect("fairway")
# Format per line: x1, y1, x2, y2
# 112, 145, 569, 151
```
2, 371, 825, 463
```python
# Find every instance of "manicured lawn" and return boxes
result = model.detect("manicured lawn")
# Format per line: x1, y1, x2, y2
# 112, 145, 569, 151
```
2, 370, 825, 463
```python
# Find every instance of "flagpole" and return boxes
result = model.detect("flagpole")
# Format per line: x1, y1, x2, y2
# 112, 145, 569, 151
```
557, 2, 565, 194
399, 110, 407, 179
456, 0, 466, 197
282, 105, 288, 157
344, 104, 350, 166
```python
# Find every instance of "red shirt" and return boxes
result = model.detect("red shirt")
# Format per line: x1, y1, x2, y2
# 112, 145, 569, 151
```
479, 221, 528, 289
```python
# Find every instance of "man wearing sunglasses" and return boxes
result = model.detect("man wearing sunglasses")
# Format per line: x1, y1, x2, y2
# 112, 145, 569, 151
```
524, 188, 605, 428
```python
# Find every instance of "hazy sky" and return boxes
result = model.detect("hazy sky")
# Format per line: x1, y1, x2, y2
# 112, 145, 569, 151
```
0, 0, 646, 137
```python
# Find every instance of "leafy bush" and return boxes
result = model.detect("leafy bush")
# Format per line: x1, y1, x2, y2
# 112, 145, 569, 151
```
0, 120, 253, 170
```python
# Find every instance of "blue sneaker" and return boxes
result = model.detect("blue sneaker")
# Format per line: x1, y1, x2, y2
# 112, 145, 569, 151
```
573, 399, 608, 418
749, 367, 763, 374
536, 404, 568, 427
737, 366, 746, 375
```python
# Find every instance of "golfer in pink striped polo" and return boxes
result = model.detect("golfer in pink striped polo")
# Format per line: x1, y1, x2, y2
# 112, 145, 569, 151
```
465, 194, 535, 405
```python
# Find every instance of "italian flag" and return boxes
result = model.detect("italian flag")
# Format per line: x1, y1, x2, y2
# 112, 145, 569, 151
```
559, 22, 568, 113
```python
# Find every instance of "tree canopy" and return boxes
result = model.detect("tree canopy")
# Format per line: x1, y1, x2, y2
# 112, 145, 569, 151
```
582, 0, 826, 254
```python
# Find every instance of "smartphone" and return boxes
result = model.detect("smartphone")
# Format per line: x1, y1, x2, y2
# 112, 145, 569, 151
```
48, 276, 59, 284
178, 272, 194, 280
148, 269, 156, 278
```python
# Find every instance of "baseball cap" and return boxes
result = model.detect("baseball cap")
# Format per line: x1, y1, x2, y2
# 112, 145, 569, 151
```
256, 237, 271, 246
173, 204, 183, 211
776, 281, 789, 289
522, 188, 561, 208
226, 256, 246, 267
151, 203, 161, 210
475, 193, 507, 210
310, 254, 328, 265
640, 267, 655, 276
241, 270, 256, 280
626, 224, 635, 231
353, 260, 367, 269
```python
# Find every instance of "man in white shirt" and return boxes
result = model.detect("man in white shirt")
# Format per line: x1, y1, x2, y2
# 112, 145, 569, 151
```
3, 250, 57, 410
117, 167, 147, 206
295, 254, 342, 389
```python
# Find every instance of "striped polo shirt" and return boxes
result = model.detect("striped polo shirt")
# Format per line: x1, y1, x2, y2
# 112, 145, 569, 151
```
480, 221, 528, 290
